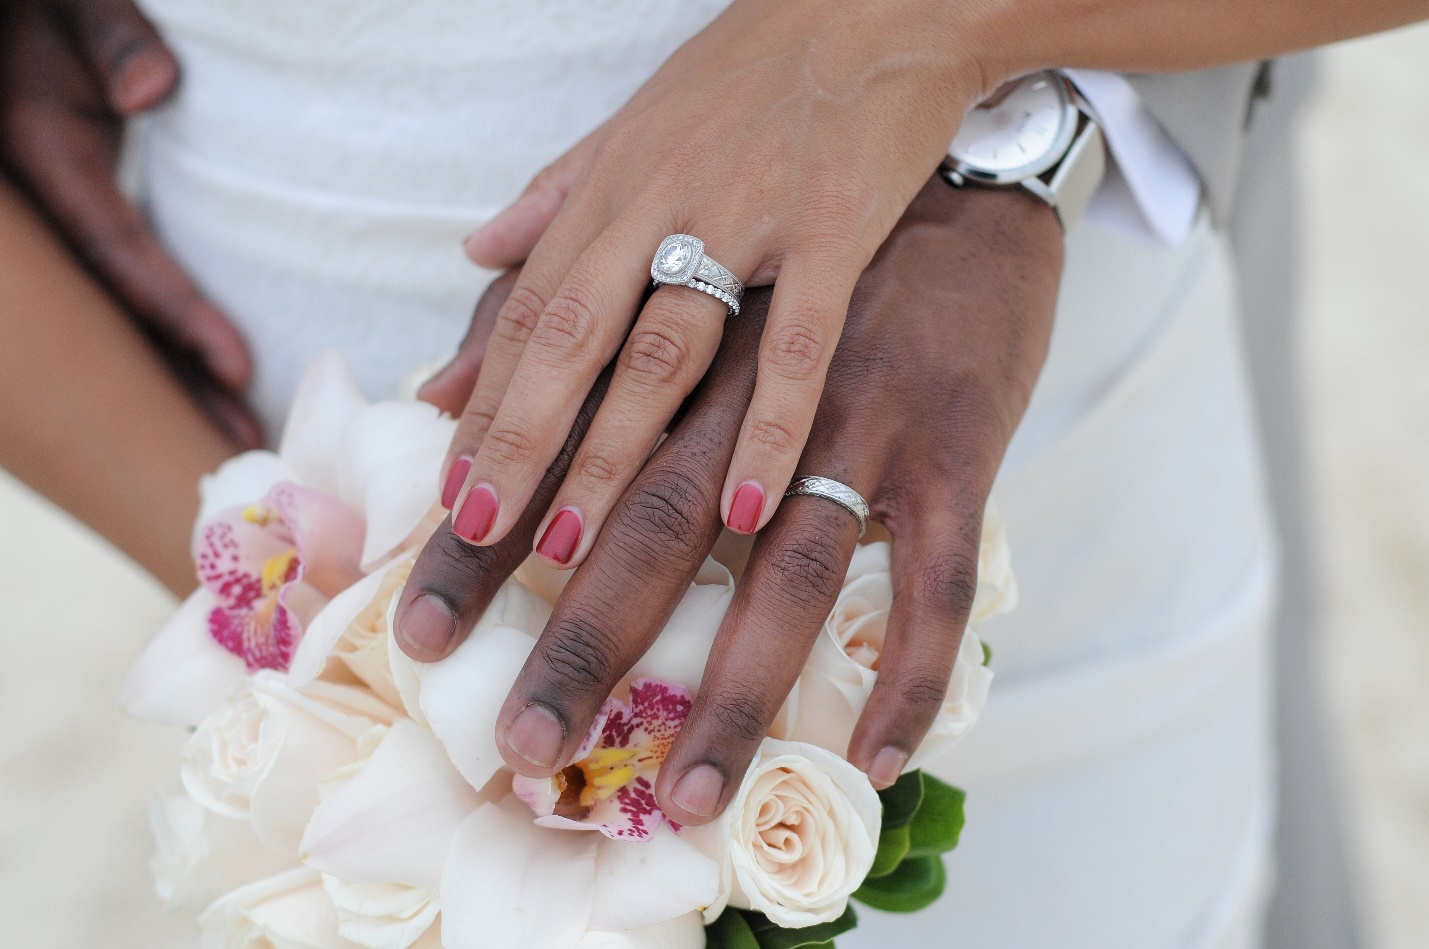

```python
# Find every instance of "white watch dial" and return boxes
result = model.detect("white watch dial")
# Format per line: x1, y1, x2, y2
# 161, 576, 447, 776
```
949, 73, 1074, 180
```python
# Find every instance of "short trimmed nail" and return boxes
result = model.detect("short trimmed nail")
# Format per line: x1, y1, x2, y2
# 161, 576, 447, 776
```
506, 703, 565, 770
536, 507, 583, 565
868, 747, 909, 789
397, 594, 456, 658
671, 765, 725, 819
452, 483, 498, 543
441, 456, 473, 510
727, 481, 764, 534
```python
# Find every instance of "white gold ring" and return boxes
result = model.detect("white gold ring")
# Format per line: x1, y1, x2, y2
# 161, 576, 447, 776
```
784, 476, 870, 537
650, 234, 744, 317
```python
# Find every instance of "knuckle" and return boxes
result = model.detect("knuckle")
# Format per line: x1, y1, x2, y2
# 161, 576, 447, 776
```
494, 285, 546, 347
762, 316, 831, 382
705, 688, 771, 746
573, 447, 623, 486
765, 526, 845, 604
616, 470, 709, 557
893, 670, 952, 716
537, 613, 621, 695
745, 416, 801, 456
621, 323, 693, 388
533, 288, 600, 354
481, 423, 539, 468
915, 548, 980, 619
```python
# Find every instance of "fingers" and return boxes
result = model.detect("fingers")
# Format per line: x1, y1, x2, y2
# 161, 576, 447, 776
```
655, 478, 867, 824
530, 285, 726, 567
418, 268, 521, 417
462, 138, 596, 270
493, 291, 767, 776
394, 365, 614, 662
448, 220, 669, 548
64, 0, 180, 113
720, 258, 858, 535
847, 492, 983, 788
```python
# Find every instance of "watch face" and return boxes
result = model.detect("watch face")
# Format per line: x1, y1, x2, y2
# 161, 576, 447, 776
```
949, 73, 1076, 182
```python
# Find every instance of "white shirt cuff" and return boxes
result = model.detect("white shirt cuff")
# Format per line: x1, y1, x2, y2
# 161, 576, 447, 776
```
1062, 69, 1203, 246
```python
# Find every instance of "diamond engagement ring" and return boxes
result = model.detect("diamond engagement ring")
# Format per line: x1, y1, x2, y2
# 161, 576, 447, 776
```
784, 476, 870, 537
650, 234, 744, 317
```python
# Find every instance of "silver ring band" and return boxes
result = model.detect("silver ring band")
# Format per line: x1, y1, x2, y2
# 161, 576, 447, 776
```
651, 234, 744, 317
784, 476, 870, 537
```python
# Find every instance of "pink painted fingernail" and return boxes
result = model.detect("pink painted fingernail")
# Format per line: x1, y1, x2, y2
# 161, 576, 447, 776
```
396, 594, 456, 659
672, 765, 726, 819
536, 507, 583, 565
506, 703, 566, 771
452, 483, 499, 543
868, 747, 909, 790
727, 481, 764, 534
441, 456, 473, 510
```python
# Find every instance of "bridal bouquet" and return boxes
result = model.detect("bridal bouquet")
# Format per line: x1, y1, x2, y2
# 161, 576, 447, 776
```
124, 353, 1014, 949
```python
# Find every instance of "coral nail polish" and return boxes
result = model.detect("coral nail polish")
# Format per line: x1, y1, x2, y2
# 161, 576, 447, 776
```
536, 508, 583, 565
441, 456, 473, 510
452, 484, 499, 543
727, 481, 764, 534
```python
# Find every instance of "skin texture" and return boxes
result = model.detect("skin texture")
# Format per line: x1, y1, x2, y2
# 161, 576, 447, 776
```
0, 177, 237, 595
0, 0, 262, 449
398, 179, 1063, 822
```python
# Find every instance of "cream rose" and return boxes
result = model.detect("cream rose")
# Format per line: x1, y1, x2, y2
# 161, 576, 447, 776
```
690, 739, 880, 928
149, 789, 295, 911
322, 876, 440, 949
182, 673, 397, 853
198, 867, 352, 949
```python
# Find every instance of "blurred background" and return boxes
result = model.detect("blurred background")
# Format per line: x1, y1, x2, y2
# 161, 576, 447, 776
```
1, 22, 1427, 949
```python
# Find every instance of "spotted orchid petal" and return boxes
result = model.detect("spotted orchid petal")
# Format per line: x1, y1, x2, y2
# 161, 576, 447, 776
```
279, 350, 367, 500
302, 719, 483, 893
193, 450, 296, 548
122, 587, 247, 726
441, 799, 600, 949
334, 400, 456, 570
195, 481, 364, 672
513, 678, 692, 841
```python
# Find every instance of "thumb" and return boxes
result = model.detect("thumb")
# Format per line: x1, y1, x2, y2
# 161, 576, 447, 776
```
64, 0, 180, 114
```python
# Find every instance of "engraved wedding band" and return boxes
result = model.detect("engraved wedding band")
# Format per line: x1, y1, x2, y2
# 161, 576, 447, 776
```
784, 476, 870, 537
651, 234, 743, 317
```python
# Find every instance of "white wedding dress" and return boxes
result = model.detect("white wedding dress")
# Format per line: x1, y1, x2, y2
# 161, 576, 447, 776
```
132, 1, 1276, 946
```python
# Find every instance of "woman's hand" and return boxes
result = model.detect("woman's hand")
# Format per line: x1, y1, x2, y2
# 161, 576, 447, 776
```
438, 0, 998, 562
400, 176, 1062, 820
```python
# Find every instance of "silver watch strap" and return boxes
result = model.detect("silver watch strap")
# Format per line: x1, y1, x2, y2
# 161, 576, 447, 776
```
1023, 107, 1106, 232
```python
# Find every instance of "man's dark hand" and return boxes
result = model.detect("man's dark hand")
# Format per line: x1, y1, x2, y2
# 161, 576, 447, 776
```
397, 177, 1062, 823
0, 0, 260, 447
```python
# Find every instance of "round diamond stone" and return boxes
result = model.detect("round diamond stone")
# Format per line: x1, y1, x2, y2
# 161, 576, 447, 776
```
658, 241, 693, 274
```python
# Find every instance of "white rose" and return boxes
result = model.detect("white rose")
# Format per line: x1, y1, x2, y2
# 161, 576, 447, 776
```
183, 673, 397, 853
149, 789, 294, 911
198, 867, 355, 949
970, 503, 1017, 627
688, 739, 880, 928
322, 876, 439, 949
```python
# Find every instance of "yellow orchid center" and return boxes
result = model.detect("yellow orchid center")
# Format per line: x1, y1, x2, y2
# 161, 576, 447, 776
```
241, 503, 277, 527
260, 549, 300, 593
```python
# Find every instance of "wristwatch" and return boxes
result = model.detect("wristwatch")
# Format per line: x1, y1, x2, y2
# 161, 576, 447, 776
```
940, 71, 1106, 232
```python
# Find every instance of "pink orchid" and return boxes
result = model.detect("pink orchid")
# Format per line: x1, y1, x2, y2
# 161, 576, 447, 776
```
513, 678, 692, 841
196, 482, 365, 671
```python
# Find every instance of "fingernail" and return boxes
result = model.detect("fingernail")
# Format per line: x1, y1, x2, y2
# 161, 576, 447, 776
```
868, 747, 909, 790
441, 456, 473, 510
452, 483, 498, 543
397, 594, 456, 658
671, 765, 725, 819
536, 507, 583, 565
506, 703, 566, 770
727, 481, 765, 534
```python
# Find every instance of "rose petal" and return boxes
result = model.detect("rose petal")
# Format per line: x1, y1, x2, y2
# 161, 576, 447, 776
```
334, 400, 456, 569
441, 800, 599, 949
587, 824, 720, 931
419, 624, 537, 792
323, 876, 440, 949
579, 912, 706, 949
302, 719, 483, 892
279, 350, 367, 499
199, 867, 355, 948
122, 588, 247, 726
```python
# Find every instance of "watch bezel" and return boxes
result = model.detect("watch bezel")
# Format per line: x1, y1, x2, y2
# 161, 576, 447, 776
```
945, 71, 1081, 186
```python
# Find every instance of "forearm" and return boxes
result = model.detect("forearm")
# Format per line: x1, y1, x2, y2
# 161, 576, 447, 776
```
0, 178, 238, 595
968, 0, 1429, 77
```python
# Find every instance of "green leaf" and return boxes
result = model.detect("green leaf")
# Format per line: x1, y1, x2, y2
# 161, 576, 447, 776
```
705, 907, 760, 949
905, 773, 966, 858
981, 640, 993, 666
743, 905, 859, 949
852, 854, 947, 913
866, 823, 910, 878
877, 769, 924, 830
